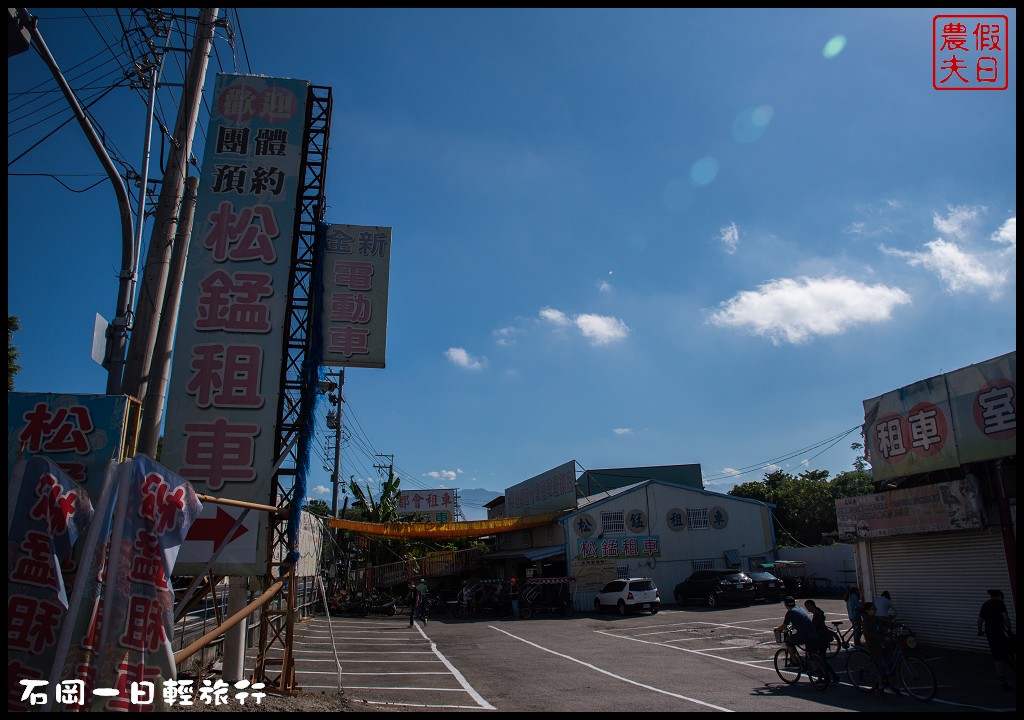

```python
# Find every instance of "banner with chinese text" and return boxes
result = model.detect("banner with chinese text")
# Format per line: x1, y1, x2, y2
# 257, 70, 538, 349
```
397, 488, 457, 522
91, 455, 202, 712
7, 456, 94, 711
863, 351, 1015, 481
320, 223, 391, 368
7, 393, 134, 496
162, 74, 310, 575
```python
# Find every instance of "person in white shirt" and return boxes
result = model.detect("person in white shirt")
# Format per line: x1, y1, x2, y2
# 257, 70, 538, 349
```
874, 590, 896, 620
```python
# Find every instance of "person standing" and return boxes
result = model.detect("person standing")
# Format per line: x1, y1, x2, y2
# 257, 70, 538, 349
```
407, 580, 420, 628
844, 586, 864, 647
416, 578, 429, 624
509, 578, 521, 620
804, 599, 840, 684
774, 596, 817, 667
861, 602, 899, 697
977, 589, 1013, 691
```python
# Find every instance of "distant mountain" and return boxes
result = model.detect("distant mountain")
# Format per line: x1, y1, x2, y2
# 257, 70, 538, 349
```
456, 487, 504, 521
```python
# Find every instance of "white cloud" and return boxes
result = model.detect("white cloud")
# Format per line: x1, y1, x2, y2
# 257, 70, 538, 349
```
843, 221, 892, 238
881, 238, 1010, 297
493, 326, 523, 347
719, 222, 740, 254
612, 427, 633, 435
445, 347, 486, 370
722, 467, 741, 477
427, 469, 458, 482
706, 276, 911, 345
540, 306, 630, 345
574, 313, 630, 345
932, 204, 982, 239
312, 485, 330, 495
598, 279, 612, 292
539, 307, 571, 326
992, 216, 1016, 253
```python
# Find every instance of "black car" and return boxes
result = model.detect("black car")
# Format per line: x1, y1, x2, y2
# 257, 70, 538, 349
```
748, 571, 785, 601
674, 569, 756, 608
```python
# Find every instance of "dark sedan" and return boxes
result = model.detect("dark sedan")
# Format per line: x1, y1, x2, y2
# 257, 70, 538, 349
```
748, 571, 785, 601
674, 569, 756, 608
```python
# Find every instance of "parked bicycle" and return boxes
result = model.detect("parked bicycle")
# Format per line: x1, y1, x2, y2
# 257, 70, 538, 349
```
824, 620, 859, 657
773, 627, 829, 691
845, 623, 936, 701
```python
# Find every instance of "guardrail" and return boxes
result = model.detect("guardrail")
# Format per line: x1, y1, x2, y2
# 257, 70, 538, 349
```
367, 548, 482, 588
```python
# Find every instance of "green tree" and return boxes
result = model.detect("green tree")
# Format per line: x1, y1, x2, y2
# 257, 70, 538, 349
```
348, 469, 409, 565
304, 499, 332, 517
728, 464, 875, 547
9, 315, 21, 391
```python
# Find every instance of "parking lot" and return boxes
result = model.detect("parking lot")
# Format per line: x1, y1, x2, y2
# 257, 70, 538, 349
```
247, 598, 1016, 712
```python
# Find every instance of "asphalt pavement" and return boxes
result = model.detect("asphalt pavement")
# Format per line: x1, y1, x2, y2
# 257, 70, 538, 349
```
244, 598, 1016, 712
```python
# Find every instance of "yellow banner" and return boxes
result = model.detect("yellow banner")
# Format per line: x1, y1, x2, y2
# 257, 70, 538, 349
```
327, 511, 565, 540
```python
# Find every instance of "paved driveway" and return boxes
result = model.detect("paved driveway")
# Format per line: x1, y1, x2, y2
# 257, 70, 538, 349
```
255, 598, 1015, 712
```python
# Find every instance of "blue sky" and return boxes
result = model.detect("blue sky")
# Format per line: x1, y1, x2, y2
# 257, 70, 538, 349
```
8, 9, 1016, 520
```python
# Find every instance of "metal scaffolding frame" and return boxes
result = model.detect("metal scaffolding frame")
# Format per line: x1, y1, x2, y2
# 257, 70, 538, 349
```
254, 83, 333, 694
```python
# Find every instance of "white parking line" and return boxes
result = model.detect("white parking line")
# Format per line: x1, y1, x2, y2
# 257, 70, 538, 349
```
489, 625, 733, 712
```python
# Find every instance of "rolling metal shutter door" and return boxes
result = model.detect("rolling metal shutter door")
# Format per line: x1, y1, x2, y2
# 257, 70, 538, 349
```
868, 530, 1013, 652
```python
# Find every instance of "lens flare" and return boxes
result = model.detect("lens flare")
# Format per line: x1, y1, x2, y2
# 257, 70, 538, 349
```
732, 105, 774, 143
823, 35, 847, 59
690, 157, 719, 186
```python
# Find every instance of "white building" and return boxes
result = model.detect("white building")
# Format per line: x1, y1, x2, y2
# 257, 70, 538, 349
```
562, 479, 778, 611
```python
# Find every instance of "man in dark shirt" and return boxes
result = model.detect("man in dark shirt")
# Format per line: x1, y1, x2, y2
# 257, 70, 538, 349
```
407, 581, 420, 628
978, 589, 1013, 691
774, 596, 818, 666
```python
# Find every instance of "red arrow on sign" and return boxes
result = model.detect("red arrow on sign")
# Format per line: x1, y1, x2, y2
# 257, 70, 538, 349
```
185, 507, 249, 551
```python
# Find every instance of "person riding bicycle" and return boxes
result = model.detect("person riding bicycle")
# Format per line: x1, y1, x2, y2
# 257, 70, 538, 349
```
873, 590, 897, 624
774, 596, 817, 667
804, 599, 840, 684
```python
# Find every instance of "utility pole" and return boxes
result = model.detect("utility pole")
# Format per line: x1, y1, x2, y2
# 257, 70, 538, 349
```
325, 369, 345, 517
137, 175, 199, 454
14, 8, 136, 396
123, 8, 218, 450
374, 455, 394, 491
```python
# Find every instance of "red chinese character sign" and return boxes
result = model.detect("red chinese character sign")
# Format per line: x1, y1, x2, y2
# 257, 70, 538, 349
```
90, 455, 202, 712
933, 15, 1009, 90
7, 393, 132, 496
162, 74, 310, 576
320, 224, 392, 368
396, 488, 457, 522
7, 456, 94, 711
863, 351, 1016, 482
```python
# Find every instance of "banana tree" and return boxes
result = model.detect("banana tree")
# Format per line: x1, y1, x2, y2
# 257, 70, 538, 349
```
348, 469, 407, 565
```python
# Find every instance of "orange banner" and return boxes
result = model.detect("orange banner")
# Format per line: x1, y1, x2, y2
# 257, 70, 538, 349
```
327, 511, 565, 540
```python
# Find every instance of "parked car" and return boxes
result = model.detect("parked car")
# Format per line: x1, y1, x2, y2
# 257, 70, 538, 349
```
594, 578, 660, 616
674, 569, 756, 608
748, 570, 785, 602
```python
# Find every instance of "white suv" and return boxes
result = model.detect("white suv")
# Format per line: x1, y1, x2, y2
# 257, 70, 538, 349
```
594, 577, 661, 616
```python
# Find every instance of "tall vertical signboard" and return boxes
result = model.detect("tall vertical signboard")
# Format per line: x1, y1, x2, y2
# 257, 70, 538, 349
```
162, 74, 310, 575
321, 223, 391, 368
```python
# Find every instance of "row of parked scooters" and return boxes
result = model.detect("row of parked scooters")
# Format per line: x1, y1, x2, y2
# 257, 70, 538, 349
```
327, 587, 397, 616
